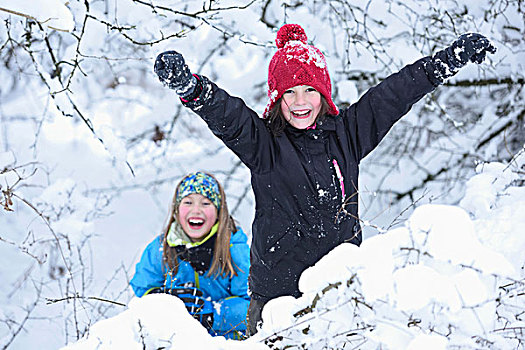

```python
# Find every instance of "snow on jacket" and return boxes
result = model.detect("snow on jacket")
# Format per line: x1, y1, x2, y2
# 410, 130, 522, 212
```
182, 57, 436, 301
130, 228, 250, 337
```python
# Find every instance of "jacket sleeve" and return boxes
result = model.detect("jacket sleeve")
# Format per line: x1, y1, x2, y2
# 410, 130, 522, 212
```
212, 228, 251, 334
182, 76, 273, 173
129, 235, 166, 297
343, 57, 436, 162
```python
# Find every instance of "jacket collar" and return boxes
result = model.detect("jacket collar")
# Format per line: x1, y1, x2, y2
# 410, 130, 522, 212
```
167, 222, 219, 248
285, 114, 337, 136
316, 115, 337, 131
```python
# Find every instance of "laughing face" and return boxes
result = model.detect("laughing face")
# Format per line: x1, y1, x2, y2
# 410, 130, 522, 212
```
280, 85, 322, 129
177, 193, 218, 242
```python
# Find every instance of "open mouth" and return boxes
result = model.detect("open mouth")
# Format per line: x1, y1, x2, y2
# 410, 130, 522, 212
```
291, 110, 311, 119
188, 218, 205, 230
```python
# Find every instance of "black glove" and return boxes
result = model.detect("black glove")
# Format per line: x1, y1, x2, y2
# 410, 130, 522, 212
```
149, 284, 214, 331
154, 51, 198, 98
425, 33, 497, 85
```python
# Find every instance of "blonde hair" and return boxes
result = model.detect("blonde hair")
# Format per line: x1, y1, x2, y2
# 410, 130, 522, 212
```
161, 173, 238, 278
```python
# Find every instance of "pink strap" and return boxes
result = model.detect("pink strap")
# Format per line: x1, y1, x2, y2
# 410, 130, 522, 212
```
332, 159, 345, 201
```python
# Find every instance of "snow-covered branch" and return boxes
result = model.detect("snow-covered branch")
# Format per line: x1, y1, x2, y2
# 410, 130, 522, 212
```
0, 0, 523, 348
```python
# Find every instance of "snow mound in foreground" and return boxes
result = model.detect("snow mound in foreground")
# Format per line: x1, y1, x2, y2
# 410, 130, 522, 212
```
256, 157, 524, 350
62, 156, 525, 350
61, 293, 266, 350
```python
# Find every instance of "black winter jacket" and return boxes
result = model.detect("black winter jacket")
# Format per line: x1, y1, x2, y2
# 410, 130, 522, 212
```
182, 57, 436, 301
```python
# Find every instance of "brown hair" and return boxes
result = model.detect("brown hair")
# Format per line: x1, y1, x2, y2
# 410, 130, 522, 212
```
161, 173, 238, 278
265, 95, 331, 136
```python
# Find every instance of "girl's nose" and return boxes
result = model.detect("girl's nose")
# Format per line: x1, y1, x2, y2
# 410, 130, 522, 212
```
294, 90, 306, 104
189, 203, 201, 212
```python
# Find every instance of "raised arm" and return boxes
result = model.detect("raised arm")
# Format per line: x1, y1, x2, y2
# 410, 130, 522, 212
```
344, 33, 496, 161
154, 51, 273, 172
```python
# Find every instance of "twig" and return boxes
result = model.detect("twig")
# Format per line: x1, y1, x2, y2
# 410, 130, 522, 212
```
46, 295, 127, 307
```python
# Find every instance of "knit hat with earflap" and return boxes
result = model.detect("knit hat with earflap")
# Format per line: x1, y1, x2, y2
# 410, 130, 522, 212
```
176, 172, 221, 210
264, 24, 339, 118
167, 172, 221, 248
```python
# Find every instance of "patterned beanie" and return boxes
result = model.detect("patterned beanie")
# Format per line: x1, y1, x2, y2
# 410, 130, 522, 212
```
176, 172, 221, 210
263, 23, 339, 118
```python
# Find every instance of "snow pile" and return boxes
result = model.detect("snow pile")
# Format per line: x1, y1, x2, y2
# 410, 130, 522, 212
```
60, 155, 524, 349
460, 160, 525, 270
255, 156, 524, 349
61, 294, 267, 350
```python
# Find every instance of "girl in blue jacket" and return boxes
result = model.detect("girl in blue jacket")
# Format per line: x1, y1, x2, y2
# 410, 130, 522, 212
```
130, 172, 250, 339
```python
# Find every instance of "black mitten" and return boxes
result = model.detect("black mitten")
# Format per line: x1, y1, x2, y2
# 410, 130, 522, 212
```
424, 33, 497, 85
154, 51, 198, 98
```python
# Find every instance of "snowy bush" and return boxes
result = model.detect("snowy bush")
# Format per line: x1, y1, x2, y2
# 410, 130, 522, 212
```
256, 154, 525, 350
58, 153, 524, 349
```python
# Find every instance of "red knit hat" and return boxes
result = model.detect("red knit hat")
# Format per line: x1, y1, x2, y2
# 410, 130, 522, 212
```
264, 24, 339, 118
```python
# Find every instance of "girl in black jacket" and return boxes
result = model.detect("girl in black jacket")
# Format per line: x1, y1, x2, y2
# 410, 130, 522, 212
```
152, 24, 496, 335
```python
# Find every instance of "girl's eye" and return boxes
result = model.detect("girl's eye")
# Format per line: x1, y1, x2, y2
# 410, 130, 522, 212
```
283, 89, 294, 94
202, 201, 212, 206
306, 87, 317, 92
181, 200, 192, 205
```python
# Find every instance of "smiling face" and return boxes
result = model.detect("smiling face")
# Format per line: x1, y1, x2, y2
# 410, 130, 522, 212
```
177, 193, 218, 243
280, 85, 322, 129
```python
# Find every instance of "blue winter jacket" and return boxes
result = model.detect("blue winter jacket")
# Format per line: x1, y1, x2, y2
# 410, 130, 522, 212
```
130, 228, 250, 338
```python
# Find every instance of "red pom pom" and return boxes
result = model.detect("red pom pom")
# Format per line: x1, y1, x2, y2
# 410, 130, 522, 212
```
275, 24, 308, 48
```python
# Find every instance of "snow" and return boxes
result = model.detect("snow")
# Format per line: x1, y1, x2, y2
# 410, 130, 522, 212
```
0, 152, 15, 167
336, 80, 359, 103
60, 294, 267, 350
1, 0, 524, 349
59, 156, 524, 349
285, 41, 327, 69
0, 0, 74, 32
